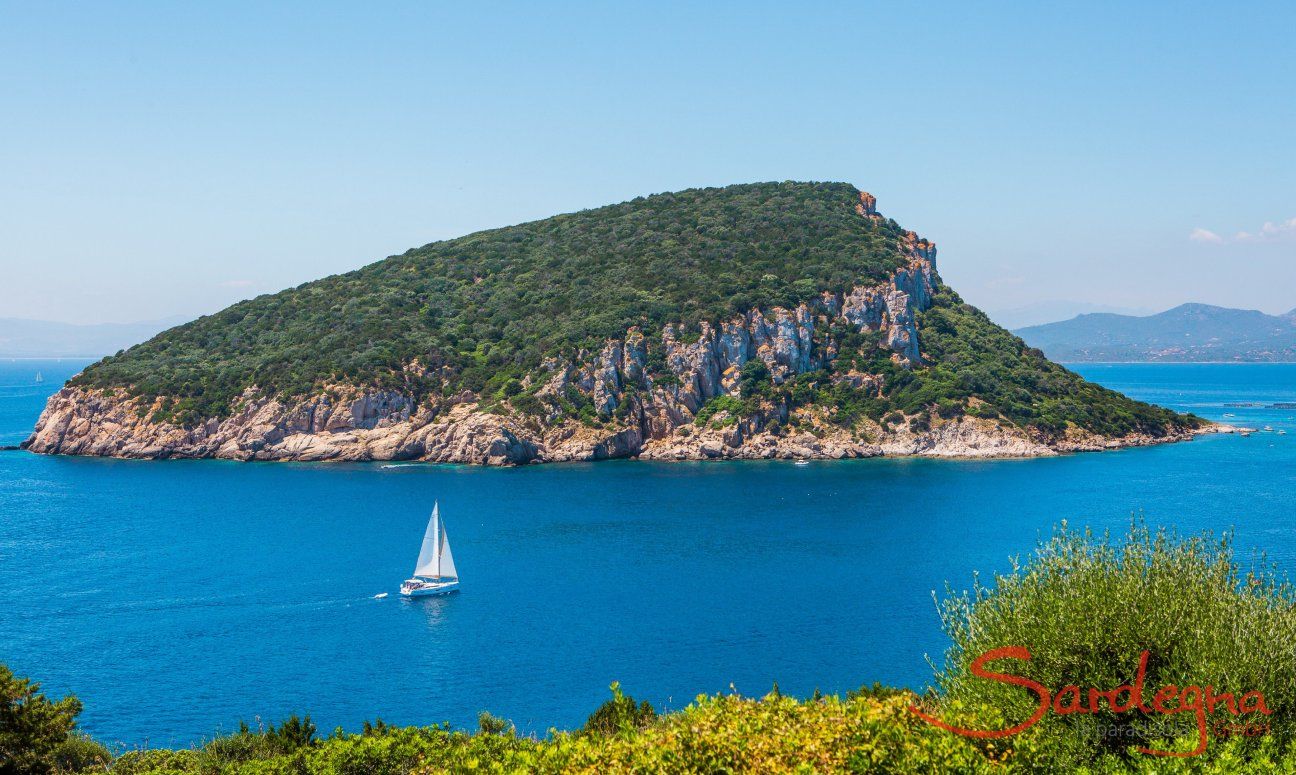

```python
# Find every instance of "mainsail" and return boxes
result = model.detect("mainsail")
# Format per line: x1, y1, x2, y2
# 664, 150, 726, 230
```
413, 502, 457, 579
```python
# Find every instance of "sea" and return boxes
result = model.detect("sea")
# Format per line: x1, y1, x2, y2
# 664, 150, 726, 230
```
1, 359, 1294, 748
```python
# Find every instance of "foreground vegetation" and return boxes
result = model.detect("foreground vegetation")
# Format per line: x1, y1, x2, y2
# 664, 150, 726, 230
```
935, 521, 1296, 768
66, 182, 1197, 441
8, 522, 1290, 774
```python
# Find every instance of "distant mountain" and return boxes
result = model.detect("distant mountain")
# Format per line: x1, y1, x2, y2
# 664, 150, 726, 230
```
0, 316, 188, 358
985, 301, 1154, 330
1015, 304, 1296, 362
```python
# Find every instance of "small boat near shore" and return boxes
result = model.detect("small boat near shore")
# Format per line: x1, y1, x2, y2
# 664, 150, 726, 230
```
400, 502, 460, 597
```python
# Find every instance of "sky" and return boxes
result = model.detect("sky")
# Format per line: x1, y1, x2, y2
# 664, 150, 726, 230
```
2, 1, 1293, 325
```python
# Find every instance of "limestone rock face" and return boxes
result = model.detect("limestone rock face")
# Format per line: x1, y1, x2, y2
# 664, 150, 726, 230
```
855, 191, 879, 218
591, 341, 623, 415
878, 416, 1054, 457
22, 192, 1209, 465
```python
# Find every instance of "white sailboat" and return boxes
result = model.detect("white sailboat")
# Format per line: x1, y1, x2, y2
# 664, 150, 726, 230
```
400, 502, 460, 597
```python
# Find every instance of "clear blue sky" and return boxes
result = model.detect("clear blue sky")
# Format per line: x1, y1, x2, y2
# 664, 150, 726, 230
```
2, 1, 1293, 324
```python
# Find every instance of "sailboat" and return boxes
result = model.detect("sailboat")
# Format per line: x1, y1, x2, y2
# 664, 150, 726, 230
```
400, 502, 460, 597
34, 371, 43, 384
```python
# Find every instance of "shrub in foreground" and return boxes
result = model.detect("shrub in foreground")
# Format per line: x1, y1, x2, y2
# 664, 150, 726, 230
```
99, 692, 1296, 774
0, 665, 108, 775
930, 520, 1296, 769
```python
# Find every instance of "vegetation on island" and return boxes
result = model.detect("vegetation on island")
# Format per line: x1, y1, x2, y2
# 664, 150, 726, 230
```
913, 290, 1198, 437
7, 522, 1296, 774
65, 181, 1198, 441
74, 182, 904, 419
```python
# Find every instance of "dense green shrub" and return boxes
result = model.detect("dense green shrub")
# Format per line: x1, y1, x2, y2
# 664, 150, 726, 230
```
0, 665, 107, 775
692, 395, 747, 427
477, 711, 514, 736
737, 358, 772, 399
195, 715, 317, 767
48, 734, 111, 774
581, 683, 656, 737
931, 521, 1296, 769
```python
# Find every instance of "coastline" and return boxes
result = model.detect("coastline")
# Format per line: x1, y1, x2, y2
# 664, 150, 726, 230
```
22, 384, 1232, 465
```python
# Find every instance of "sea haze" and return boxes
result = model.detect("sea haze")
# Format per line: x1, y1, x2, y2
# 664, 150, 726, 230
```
1, 359, 1293, 747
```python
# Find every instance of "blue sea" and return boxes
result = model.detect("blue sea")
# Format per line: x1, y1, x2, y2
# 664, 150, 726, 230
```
2, 359, 1294, 748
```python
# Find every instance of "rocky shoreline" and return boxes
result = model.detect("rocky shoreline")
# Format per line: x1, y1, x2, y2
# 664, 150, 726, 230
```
22, 383, 1233, 465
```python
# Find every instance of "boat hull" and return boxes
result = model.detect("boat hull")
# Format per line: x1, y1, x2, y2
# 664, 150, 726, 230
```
400, 579, 459, 597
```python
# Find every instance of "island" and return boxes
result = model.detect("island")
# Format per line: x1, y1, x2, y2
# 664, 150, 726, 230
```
24, 182, 1213, 464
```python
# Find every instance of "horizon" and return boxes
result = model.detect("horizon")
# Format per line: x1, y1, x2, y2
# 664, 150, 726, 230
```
2, 3, 1293, 325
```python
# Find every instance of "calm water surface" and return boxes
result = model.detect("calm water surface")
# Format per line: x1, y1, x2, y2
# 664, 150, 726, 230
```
1, 359, 1294, 746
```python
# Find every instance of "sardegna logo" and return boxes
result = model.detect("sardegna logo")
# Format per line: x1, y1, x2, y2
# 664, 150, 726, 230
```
909, 647, 1272, 757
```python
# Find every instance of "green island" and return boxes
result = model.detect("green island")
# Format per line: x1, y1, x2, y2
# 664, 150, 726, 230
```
34, 182, 1201, 465
9, 524, 1296, 774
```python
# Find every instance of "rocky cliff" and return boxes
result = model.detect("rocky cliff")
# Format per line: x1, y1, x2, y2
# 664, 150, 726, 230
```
24, 184, 1213, 463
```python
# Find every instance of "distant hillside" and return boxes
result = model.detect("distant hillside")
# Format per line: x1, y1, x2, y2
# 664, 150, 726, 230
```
26, 182, 1203, 463
0, 316, 188, 358
985, 301, 1153, 330
1016, 303, 1296, 362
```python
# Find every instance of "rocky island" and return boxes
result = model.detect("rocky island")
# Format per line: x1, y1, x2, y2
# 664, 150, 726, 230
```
25, 182, 1211, 464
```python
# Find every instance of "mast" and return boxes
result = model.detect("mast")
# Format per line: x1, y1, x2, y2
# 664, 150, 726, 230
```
434, 502, 442, 577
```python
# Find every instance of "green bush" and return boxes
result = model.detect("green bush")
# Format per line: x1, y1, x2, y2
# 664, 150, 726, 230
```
198, 715, 316, 766
0, 665, 91, 775
737, 358, 772, 399
49, 734, 112, 774
508, 392, 545, 417
477, 711, 514, 736
693, 395, 747, 427
931, 521, 1296, 768
581, 682, 656, 736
